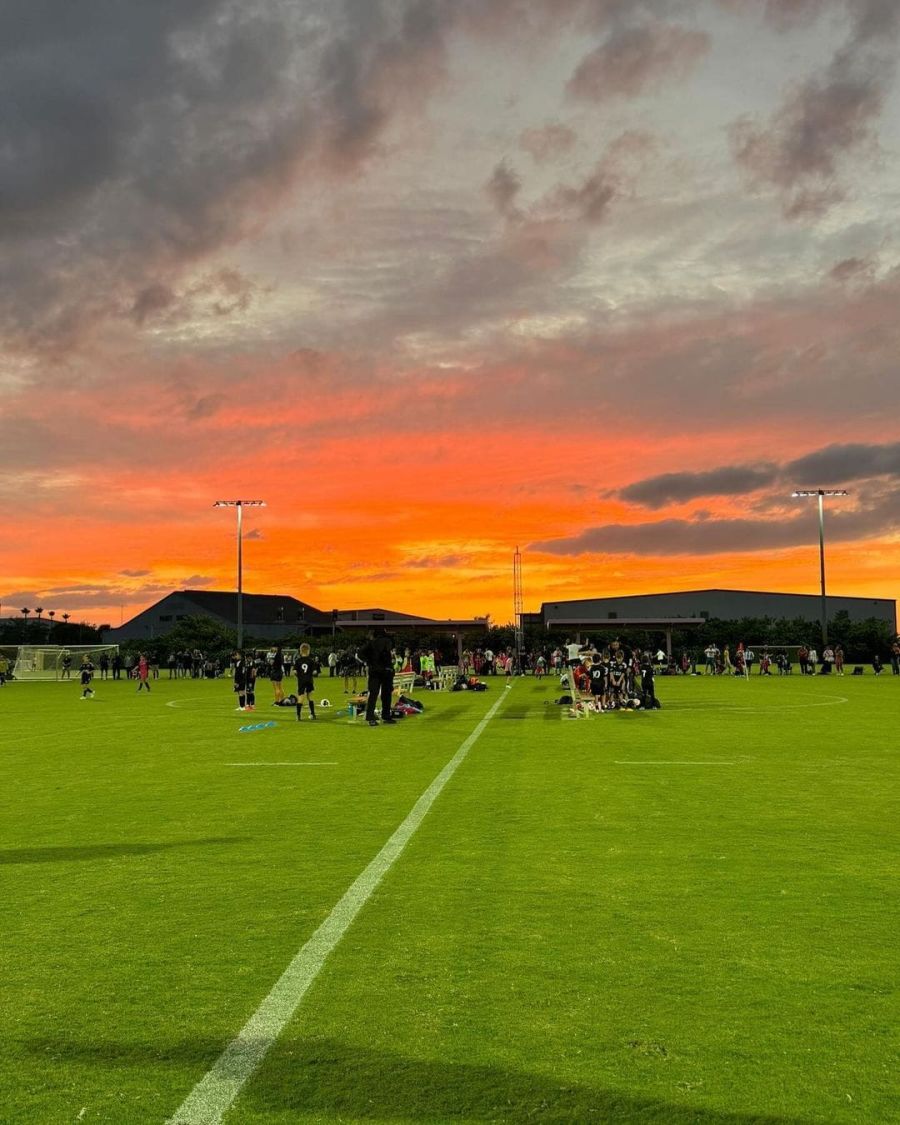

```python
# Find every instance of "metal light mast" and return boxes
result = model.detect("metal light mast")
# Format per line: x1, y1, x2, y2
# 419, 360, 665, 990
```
791, 489, 848, 648
213, 500, 266, 651
513, 546, 524, 669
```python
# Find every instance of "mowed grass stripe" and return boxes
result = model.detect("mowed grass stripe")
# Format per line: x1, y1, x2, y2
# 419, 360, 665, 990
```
166, 686, 510, 1125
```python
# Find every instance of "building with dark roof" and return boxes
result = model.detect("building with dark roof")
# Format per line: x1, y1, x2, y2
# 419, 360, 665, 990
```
103, 592, 489, 645
103, 590, 330, 643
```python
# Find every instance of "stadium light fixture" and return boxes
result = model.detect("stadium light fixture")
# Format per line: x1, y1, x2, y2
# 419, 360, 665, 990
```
213, 500, 266, 651
791, 489, 848, 648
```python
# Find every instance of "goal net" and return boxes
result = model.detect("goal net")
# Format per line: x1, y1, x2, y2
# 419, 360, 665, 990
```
11, 645, 119, 681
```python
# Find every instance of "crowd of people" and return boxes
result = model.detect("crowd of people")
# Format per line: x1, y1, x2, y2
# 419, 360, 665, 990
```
47, 632, 900, 704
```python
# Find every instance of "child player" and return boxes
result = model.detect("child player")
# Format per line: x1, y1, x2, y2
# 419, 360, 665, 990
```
294, 643, 316, 722
136, 652, 151, 692
587, 654, 606, 712
80, 655, 95, 699
232, 651, 248, 711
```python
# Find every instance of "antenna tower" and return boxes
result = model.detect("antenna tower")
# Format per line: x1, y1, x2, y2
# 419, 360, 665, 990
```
513, 546, 524, 665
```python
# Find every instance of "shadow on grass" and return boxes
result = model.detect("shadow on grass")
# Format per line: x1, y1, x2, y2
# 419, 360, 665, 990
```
25, 1035, 814, 1123
0, 837, 249, 865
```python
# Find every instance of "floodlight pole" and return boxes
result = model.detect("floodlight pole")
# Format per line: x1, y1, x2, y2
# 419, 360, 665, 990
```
214, 500, 266, 652
791, 489, 848, 648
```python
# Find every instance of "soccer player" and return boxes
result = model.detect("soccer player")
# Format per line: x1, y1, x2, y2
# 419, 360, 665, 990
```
294, 643, 316, 721
587, 655, 606, 712
270, 645, 285, 704
232, 651, 248, 711
79, 656, 95, 699
608, 650, 628, 708
136, 652, 151, 692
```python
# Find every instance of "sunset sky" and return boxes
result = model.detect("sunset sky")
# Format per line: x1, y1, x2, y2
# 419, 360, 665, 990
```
2, 0, 899, 628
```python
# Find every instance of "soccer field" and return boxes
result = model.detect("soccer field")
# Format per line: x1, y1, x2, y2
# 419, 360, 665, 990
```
0, 672, 897, 1124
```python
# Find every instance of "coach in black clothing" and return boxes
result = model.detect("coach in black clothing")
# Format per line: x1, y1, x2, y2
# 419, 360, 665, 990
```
359, 627, 396, 726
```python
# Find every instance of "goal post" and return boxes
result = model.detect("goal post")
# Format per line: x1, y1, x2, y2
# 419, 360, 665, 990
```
11, 645, 119, 681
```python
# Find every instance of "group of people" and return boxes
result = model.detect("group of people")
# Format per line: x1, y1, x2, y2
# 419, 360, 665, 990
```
567, 641, 660, 712
233, 634, 399, 726
77, 652, 154, 697
700, 642, 848, 677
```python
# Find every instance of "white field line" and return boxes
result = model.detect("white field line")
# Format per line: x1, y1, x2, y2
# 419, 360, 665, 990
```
166, 688, 509, 1125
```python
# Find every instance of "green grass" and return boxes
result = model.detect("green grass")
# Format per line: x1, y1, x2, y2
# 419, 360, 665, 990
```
0, 671, 897, 1123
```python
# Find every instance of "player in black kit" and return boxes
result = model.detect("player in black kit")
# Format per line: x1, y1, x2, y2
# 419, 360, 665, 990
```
587, 656, 607, 712
295, 643, 316, 721
270, 645, 285, 704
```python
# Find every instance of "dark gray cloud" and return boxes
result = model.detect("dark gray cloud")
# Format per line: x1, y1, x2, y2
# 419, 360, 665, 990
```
786, 441, 900, 485
729, 0, 900, 218
619, 465, 779, 507
531, 482, 900, 556
2, 0, 690, 359
567, 22, 710, 103
617, 441, 900, 507
0, 1, 491, 355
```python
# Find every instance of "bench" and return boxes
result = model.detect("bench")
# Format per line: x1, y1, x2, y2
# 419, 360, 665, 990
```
564, 666, 596, 718
393, 671, 416, 697
431, 665, 460, 691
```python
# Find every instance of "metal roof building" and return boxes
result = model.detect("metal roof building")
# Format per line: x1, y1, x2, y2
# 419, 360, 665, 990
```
534, 588, 896, 631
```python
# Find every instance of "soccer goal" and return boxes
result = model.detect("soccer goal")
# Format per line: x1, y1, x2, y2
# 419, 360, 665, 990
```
11, 645, 119, 681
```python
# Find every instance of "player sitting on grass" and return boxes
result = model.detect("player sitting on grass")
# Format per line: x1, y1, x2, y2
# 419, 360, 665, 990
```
80, 656, 95, 699
295, 643, 316, 722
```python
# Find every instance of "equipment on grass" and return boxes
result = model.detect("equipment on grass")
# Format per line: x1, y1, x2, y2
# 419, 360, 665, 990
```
239, 721, 277, 733
320, 699, 331, 707
12, 644, 119, 681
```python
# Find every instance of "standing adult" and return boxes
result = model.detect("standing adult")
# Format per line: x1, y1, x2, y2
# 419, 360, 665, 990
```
270, 645, 286, 704
359, 627, 396, 727
136, 652, 151, 692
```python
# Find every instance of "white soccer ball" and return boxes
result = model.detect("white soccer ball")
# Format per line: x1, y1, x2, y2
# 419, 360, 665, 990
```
320, 699, 331, 708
